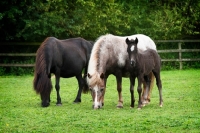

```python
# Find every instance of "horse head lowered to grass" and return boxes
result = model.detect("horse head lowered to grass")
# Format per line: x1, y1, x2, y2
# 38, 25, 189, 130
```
33, 37, 93, 107
86, 34, 157, 109
126, 37, 163, 109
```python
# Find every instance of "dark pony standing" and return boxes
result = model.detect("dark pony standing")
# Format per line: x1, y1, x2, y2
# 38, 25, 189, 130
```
126, 37, 163, 109
33, 37, 93, 107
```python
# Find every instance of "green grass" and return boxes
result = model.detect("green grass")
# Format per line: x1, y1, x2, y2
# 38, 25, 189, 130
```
0, 70, 200, 133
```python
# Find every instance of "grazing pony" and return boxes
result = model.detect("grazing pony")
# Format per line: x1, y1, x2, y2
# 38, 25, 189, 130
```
126, 37, 163, 109
86, 34, 157, 109
33, 37, 93, 107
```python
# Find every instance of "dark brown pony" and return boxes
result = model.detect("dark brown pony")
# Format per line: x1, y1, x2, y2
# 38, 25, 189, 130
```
33, 37, 93, 107
126, 37, 163, 109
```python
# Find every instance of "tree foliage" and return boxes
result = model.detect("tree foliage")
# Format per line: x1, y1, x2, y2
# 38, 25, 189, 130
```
0, 0, 199, 41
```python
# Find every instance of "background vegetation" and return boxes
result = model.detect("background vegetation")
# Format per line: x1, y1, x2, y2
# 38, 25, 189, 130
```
0, 0, 199, 75
0, 0, 200, 41
0, 70, 200, 132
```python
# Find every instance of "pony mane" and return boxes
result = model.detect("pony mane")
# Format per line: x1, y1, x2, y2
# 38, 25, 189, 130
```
87, 72, 103, 87
87, 34, 109, 85
35, 37, 49, 75
33, 37, 55, 94
87, 34, 108, 74
87, 34, 127, 84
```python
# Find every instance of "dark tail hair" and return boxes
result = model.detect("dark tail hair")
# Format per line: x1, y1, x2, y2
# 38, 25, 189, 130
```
82, 69, 89, 94
33, 40, 52, 96
81, 39, 93, 94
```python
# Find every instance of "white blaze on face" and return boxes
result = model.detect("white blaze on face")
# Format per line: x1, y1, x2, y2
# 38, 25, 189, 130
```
94, 85, 99, 107
130, 45, 135, 51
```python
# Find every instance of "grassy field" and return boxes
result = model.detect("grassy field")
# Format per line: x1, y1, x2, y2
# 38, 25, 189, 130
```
0, 70, 200, 133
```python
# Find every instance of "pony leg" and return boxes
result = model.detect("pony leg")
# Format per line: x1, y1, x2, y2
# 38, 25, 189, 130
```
73, 74, 84, 103
55, 75, 62, 106
142, 75, 151, 105
148, 72, 155, 102
116, 75, 123, 108
153, 71, 163, 107
101, 78, 107, 107
137, 76, 143, 109
141, 80, 146, 104
129, 76, 135, 108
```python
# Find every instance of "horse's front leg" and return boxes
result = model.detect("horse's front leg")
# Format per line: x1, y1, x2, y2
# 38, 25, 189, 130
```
55, 73, 62, 106
129, 76, 136, 108
116, 74, 123, 108
74, 74, 84, 103
137, 76, 143, 109
100, 78, 107, 107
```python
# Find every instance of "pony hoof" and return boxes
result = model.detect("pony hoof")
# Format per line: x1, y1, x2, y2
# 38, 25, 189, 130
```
159, 104, 163, 107
130, 106, 134, 109
117, 102, 123, 108
56, 103, 62, 106
137, 108, 142, 110
142, 100, 149, 106
73, 99, 81, 103
117, 106, 123, 109
73, 101, 81, 104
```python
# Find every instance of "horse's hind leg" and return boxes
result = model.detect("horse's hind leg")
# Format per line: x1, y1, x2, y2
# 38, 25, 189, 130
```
153, 71, 163, 107
74, 74, 84, 103
142, 72, 154, 105
116, 74, 123, 108
142, 75, 151, 105
148, 72, 155, 102
55, 75, 62, 106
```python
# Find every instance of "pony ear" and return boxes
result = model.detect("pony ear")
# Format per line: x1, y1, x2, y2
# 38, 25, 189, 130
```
100, 73, 104, 79
125, 38, 130, 45
87, 73, 92, 79
135, 37, 138, 44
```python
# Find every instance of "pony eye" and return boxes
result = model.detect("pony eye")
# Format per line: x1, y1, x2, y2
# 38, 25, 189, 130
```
100, 88, 104, 92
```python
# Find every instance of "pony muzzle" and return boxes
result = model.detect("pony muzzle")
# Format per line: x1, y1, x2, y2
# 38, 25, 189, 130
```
93, 105, 101, 109
130, 60, 136, 67
93, 102, 102, 109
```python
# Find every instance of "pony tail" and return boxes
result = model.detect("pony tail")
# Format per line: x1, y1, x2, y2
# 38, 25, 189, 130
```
33, 40, 52, 96
82, 39, 93, 94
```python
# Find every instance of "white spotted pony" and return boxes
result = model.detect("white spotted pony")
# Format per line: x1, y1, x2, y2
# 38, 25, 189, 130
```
86, 34, 157, 109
